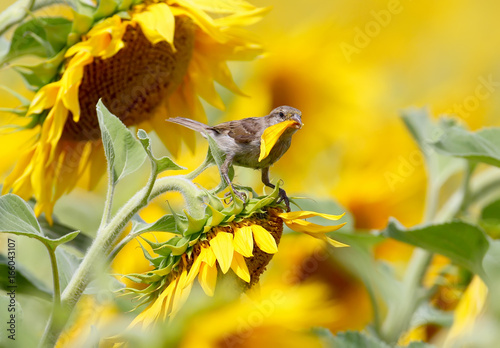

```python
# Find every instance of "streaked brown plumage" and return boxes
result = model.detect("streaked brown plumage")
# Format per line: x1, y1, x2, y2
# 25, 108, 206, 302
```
167, 106, 302, 210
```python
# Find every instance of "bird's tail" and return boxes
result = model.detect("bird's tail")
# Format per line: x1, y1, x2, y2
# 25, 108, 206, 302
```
166, 117, 210, 133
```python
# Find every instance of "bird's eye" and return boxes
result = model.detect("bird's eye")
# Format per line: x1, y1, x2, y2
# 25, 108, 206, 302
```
279, 111, 285, 118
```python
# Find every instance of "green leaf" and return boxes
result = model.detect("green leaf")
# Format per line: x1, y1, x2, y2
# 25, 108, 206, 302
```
96, 99, 147, 183
205, 132, 226, 173
0, 194, 80, 250
0, 194, 42, 236
0, 0, 72, 37
136, 129, 185, 174
401, 108, 464, 188
2, 17, 72, 63
383, 218, 489, 277
479, 199, 500, 239
55, 248, 82, 292
432, 127, 500, 167
483, 239, 500, 282
39, 218, 92, 252
0, 254, 52, 300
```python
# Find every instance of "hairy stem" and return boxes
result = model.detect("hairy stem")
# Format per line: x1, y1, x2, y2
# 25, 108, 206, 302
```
38, 247, 61, 348
98, 175, 115, 232
40, 176, 206, 346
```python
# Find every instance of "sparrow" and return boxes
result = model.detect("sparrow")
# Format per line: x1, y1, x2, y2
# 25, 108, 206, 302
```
167, 106, 302, 211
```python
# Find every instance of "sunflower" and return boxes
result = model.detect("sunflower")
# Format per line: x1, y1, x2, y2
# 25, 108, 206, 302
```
116, 186, 347, 329
0, 0, 267, 223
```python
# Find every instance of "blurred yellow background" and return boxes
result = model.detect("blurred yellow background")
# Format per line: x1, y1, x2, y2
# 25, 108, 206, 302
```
3, 0, 500, 343
3, 0, 500, 231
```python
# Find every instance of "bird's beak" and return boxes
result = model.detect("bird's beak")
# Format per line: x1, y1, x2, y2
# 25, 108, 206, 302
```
291, 114, 303, 129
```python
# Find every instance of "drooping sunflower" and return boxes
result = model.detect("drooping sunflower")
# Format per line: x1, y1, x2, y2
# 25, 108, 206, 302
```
115, 186, 347, 329
0, 0, 267, 222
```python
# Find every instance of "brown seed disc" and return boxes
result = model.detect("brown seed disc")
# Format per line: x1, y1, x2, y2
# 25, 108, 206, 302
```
62, 16, 195, 141
244, 207, 284, 288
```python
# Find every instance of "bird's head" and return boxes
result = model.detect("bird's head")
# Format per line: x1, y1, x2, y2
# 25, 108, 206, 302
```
269, 105, 302, 129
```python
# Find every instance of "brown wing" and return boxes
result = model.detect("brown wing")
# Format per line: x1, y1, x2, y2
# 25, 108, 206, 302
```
213, 117, 264, 144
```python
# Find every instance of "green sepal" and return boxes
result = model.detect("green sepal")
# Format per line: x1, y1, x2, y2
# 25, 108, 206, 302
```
145, 236, 189, 256
93, 0, 119, 21
241, 181, 281, 215
131, 214, 181, 235
136, 239, 163, 268
205, 203, 226, 227
122, 273, 162, 284
182, 210, 208, 236
118, 0, 134, 11
220, 186, 245, 217
0, 85, 31, 106
120, 282, 162, 296
69, 9, 93, 38
12, 49, 65, 90
0, 107, 27, 116
2, 17, 72, 64
188, 232, 202, 246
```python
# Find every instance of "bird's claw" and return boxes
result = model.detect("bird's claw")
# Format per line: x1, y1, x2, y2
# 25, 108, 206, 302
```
224, 188, 247, 205
276, 188, 291, 212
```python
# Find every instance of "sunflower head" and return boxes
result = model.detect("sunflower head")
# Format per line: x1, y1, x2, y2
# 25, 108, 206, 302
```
119, 184, 347, 329
1, 0, 268, 221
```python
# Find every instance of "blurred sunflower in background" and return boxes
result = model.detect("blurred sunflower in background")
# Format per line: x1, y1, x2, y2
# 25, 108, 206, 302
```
0, 0, 266, 222
4, 0, 500, 347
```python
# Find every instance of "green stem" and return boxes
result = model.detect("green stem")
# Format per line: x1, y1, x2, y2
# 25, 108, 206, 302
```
185, 151, 214, 180
98, 175, 115, 231
47, 247, 61, 308
380, 249, 432, 344
40, 176, 206, 346
381, 162, 476, 343
454, 163, 475, 218
38, 247, 61, 348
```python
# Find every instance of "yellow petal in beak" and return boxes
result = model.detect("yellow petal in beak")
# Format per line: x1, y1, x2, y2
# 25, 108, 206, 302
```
259, 119, 298, 162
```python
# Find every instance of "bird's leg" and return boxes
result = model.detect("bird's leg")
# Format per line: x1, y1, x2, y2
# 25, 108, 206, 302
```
221, 154, 246, 201
261, 167, 290, 212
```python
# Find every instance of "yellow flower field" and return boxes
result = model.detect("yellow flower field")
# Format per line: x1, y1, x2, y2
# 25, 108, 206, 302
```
2, 0, 500, 347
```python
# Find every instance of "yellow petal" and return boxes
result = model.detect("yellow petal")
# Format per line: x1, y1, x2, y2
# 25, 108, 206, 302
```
209, 232, 234, 273
170, 270, 193, 319
133, 3, 175, 47
198, 263, 218, 296
445, 276, 488, 345
278, 211, 345, 221
141, 280, 176, 329
184, 251, 203, 287
285, 219, 347, 234
259, 120, 297, 162
251, 225, 278, 254
26, 83, 60, 116
204, 246, 217, 267
230, 251, 250, 283
325, 237, 350, 248
233, 226, 254, 257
